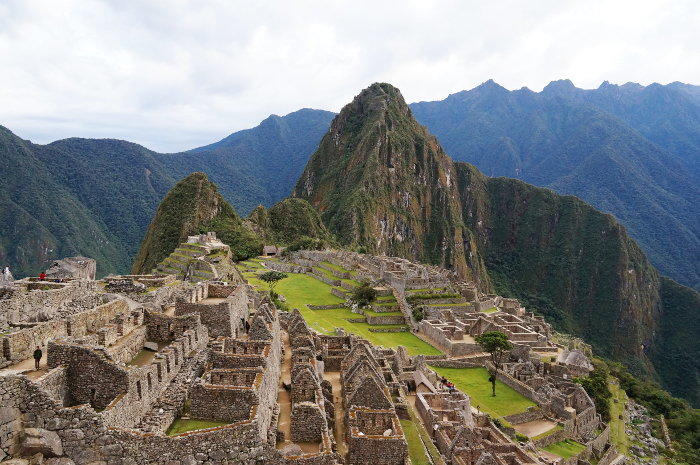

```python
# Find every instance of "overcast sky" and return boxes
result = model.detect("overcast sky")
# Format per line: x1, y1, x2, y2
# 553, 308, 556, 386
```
1, 0, 698, 152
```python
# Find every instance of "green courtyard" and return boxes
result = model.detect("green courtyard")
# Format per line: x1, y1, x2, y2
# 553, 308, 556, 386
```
430, 366, 536, 417
236, 262, 440, 356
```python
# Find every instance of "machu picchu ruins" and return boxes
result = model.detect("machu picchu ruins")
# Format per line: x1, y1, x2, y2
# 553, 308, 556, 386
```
0, 240, 632, 465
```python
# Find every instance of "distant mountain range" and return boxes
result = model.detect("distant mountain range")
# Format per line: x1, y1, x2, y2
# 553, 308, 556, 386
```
0, 109, 333, 277
0, 80, 697, 291
411, 79, 700, 290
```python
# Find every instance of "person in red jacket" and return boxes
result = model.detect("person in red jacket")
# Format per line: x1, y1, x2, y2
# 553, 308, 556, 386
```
39, 272, 46, 281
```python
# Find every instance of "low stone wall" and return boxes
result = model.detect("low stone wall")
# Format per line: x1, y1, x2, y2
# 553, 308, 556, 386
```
366, 314, 406, 325
35, 366, 69, 406
369, 327, 408, 333
427, 359, 483, 368
331, 288, 347, 298
306, 272, 340, 287
598, 445, 622, 465
308, 304, 343, 310
495, 370, 542, 405
503, 406, 544, 425
533, 427, 568, 448
105, 325, 147, 364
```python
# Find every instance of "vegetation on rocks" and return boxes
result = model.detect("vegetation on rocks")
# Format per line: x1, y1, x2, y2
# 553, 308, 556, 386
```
132, 172, 262, 273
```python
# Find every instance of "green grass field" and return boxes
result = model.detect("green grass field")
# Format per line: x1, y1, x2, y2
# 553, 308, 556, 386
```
400, 419, 431, 465
542, 439, 586, 458
608, 380, 629, 453
237, 264, 440, 356
430, 366, 536, 417
166, 418, 229, 436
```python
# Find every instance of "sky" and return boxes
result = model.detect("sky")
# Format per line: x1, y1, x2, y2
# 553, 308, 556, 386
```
0, 0, 698, 152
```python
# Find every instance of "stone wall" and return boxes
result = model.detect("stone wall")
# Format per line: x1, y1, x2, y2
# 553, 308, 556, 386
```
47, 341, 129, 410
0, 374, 277, 464
290, 402, 326, 442
502, 406, 545, 425
175, 301, 234, 338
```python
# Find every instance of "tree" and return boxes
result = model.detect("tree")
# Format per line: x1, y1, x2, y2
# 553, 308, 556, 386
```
351, 280, 377, 307
475, 331, 512, 397
259, 270, 287, 294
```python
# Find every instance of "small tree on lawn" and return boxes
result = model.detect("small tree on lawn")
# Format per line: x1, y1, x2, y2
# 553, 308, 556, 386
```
475, 331, 512, 397
351, 280, 377, 307
259, 271, 287, 295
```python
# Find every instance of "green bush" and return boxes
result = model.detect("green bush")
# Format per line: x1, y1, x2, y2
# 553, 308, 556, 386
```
351, 281, 377, 307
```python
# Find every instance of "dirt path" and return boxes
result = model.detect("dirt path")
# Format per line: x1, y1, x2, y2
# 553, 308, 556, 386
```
275, 331, 319, 453
512, 419, 558, 438
323, 371, 347, 456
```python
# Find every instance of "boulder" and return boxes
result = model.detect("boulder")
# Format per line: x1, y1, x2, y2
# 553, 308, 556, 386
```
21, 428, 63, 457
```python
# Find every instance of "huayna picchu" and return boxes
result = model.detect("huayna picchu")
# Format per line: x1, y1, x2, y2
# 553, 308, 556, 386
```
0, 84, 697, 465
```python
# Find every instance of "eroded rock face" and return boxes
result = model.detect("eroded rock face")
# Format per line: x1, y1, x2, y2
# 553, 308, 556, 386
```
21, 428, 63, 457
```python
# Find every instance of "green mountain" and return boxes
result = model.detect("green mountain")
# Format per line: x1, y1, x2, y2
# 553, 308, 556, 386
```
410, 80, 700, 290
293, 83, 490, 286
0, 109, 334, 278
248, 197, 332, 245
132, 172, 261, 274
293, 83, 699, 406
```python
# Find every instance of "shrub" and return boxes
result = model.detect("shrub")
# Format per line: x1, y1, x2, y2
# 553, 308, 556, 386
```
351, 280, 377, 307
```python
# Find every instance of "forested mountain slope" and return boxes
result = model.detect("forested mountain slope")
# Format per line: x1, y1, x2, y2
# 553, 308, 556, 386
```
410, 80, 700, 289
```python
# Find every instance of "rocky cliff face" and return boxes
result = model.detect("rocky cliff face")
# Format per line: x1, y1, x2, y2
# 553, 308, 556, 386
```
293, 83, 490, 287
132, 172, 261, 273
293, 83, 698, 404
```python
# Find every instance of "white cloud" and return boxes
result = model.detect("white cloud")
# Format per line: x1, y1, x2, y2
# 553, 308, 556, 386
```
0, 0, 697, 152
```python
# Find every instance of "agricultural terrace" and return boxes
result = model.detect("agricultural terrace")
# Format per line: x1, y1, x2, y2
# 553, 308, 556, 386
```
236, 259, 440, 356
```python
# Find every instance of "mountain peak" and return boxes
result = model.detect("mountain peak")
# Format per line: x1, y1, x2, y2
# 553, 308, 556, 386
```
542, 79, 577, 95
475, 79, 507, 92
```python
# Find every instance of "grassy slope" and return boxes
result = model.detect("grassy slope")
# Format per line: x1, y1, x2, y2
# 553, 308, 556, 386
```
543, 439, 586, 458
608, 380, 630, 453
400, 419, 431, 465
430, 366, 536, 417
238, 264, 439, 355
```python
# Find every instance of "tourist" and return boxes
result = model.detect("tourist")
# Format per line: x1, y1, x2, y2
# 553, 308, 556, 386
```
39, 272, 46, 281
33, 346, 42, 370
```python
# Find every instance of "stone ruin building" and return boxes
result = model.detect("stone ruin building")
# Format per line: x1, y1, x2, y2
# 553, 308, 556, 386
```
0, 246, 625, 465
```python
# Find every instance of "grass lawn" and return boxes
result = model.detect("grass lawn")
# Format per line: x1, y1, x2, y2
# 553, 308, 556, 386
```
237, 266, 440, 356
542, 439, 586, 458
166, 418, 229, 436
400, 419, 431, 465
430, 366, 536, 417
302, 307, 439, 355
245, 272, 345, 310
609, 380, 629, 453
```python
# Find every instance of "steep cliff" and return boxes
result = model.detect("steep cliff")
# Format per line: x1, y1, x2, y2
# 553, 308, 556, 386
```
293, 83, 490, 287
132, 172, 261, 273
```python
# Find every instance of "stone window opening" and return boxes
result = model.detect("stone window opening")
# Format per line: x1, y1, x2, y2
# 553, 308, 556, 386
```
147, 372, 153, 390
136, 381, 142, 400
